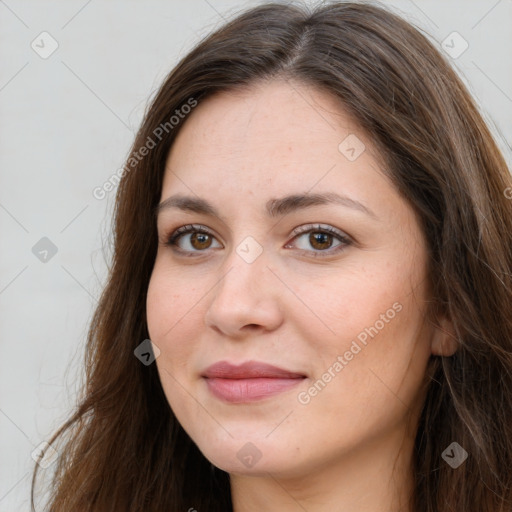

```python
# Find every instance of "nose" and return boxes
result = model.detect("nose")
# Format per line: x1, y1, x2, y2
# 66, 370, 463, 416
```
204, 246, 284, 339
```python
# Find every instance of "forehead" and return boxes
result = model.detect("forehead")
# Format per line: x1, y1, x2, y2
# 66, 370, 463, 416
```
158, 79, 412, 233
174, 80, 355, 141
164, 79, 375, 185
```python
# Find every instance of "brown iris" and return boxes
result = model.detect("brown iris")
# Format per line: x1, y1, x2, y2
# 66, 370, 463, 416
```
309, 232, 333, 250
190, 232, 213, 250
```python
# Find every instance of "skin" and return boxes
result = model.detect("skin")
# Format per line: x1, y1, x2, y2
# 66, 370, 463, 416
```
146, 78, 456, 512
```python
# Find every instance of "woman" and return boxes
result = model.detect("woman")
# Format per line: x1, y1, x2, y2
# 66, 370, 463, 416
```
31, 1, 512, 511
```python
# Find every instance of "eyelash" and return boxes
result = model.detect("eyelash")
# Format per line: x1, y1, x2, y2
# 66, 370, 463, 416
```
164, 223, 352, 258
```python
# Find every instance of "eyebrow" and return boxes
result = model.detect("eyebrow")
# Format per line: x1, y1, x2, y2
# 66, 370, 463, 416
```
155, 191, 377, 220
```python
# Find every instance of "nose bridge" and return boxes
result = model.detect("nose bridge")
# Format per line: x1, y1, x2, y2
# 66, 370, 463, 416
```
205, 234, 283, 334
217, 234, 270, 299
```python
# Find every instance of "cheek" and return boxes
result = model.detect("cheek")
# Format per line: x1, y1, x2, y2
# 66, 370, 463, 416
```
290, 256, 430, 385
146, 269, 205, 416
147, 261, 200, 339
287, 262, 411, 348
301, 275, 430, 420
146, 266, 204, 372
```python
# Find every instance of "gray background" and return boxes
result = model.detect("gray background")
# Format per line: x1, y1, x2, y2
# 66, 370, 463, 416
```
1, 0, 511, 510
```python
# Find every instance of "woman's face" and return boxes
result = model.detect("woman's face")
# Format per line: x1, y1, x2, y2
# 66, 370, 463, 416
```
146, 79, 451, 478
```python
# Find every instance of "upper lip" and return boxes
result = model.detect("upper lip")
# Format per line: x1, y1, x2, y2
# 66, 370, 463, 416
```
202, 360, 306, 379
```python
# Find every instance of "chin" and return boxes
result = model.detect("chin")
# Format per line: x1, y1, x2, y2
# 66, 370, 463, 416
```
191, 430, 297, 476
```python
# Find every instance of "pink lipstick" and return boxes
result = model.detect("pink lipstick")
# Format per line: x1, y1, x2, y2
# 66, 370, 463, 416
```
202, 360, 306, 403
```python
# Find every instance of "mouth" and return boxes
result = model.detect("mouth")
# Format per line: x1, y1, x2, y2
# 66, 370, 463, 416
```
201, 360, 307, 403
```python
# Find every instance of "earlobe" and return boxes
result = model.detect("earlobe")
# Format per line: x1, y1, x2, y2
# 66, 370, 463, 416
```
431, 315, 458, 356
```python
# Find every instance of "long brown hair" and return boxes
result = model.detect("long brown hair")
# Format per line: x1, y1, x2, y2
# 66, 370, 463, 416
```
32, 2, 512, 510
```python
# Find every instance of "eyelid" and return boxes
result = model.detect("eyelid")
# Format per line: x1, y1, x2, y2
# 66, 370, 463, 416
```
169, 223, 217, 239
288, 223, 350, 241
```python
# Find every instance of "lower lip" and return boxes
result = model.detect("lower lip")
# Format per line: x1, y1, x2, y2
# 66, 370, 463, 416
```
204, 377, 305, 403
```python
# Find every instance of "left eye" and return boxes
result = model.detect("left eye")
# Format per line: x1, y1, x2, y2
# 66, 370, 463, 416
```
286, 225, 351, 256
291, 231, 342, 251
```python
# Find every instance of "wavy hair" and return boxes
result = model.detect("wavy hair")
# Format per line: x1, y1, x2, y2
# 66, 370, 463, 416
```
32, 1, 512, 511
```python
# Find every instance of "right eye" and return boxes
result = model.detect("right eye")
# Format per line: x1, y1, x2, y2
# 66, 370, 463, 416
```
164, 224, 222, 255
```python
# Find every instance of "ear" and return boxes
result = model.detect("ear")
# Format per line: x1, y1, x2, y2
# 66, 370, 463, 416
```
430, 314, 458, 356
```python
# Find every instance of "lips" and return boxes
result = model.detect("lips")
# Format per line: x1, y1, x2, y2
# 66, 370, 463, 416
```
202, 360, 306, 379
201, 360, 306, 403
